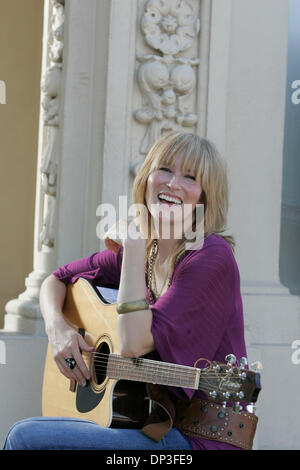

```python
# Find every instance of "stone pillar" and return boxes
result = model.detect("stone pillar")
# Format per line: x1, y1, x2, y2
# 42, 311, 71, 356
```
3, 0, 65, 335
2, 0, 111, 333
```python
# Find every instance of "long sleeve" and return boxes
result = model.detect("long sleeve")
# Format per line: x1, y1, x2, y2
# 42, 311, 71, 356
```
52, 247, 123, 287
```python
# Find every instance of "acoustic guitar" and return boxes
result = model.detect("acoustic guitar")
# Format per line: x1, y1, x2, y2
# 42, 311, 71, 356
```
42, 278, 261, 428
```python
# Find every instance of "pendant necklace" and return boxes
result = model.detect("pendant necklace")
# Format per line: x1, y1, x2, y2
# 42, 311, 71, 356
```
146, 239, 182, 305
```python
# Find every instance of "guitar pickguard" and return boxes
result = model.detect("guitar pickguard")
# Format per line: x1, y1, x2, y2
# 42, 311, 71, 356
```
76, 382, 105, 413
74, 378, 149, 428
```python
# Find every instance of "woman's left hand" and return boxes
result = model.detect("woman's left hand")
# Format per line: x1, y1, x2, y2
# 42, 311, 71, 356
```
104, 218, 145, 254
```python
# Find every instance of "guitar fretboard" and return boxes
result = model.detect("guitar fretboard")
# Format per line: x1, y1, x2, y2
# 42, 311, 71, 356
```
106, 354, 199, 389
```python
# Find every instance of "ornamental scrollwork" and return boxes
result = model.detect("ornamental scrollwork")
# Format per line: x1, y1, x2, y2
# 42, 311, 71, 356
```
134, 0, 200, 163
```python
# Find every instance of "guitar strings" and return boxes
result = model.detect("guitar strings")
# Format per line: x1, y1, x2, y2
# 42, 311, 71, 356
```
89, 351, 245, 378
88, 350, 247, 373
74, 352, 248, 397
90, 368, 243, 389
90, 355, 246, 382
81, 353, 245, 395
93, 356, 197, 385
92, 353, 222, 379
85, 352, 246, 383
86, 367, 241, 396
89, 362, 231, 394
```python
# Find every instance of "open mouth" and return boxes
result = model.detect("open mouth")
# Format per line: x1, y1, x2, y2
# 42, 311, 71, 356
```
157, 193, 182, 206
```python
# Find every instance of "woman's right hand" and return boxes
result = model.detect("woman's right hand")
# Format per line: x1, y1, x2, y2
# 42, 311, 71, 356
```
46, 317, 94, 387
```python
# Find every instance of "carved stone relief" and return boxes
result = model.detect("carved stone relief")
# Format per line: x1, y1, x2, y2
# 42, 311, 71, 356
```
134, 0, 200, 162
39, 0, 64, 247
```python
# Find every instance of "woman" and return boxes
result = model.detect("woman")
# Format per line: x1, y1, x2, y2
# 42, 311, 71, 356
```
3, 132, 254, 450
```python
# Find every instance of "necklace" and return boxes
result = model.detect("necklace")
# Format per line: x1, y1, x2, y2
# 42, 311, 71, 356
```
151, 242, 171, 298
147, 239, 169, 304
146, 239, 183, 304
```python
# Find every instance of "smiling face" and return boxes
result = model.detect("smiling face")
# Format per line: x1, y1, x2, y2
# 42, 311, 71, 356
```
145, 151, 202, 238
133, 133, 228, 250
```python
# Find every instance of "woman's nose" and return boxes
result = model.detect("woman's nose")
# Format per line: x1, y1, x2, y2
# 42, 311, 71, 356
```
167, 173, 182, 189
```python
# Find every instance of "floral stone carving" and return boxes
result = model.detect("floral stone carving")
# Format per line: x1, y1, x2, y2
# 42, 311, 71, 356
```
134, 0, 200, 158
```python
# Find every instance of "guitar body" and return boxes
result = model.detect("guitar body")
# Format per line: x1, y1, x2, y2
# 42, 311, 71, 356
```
42, 279, 261, 428
42, 278, 149, 428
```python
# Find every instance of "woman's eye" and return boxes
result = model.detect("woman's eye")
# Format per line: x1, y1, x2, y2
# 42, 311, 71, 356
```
158, 167, 171, 172
185, 174, 196, 180
158, 167, 196, 180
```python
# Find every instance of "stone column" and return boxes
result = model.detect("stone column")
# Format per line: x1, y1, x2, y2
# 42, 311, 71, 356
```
3, 0, 110, 334
4, 0, 65, 335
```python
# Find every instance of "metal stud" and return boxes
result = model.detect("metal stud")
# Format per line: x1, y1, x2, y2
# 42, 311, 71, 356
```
225, 354, 237, 365
239, 357, 248, 369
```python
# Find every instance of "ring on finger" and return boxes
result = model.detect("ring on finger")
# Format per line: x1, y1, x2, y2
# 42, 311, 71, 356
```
65, 357, 77, 370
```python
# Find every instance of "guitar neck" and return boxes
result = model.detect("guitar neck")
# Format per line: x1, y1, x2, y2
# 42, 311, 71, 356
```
106, 354, 200, 390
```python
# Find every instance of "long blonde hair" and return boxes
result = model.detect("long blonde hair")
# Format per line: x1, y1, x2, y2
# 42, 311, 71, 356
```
132, 132, 235, 271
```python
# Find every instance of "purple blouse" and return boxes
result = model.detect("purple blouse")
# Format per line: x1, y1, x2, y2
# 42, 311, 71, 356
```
53, 234, 247, 450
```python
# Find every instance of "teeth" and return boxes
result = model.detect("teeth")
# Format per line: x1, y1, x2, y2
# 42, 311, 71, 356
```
158, 194, 182, 204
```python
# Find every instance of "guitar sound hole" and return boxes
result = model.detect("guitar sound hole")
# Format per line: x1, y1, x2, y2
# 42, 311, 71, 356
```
94, 341, 110, 386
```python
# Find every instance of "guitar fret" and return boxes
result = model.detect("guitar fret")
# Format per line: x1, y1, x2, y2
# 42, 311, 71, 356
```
106, 355, 197, 389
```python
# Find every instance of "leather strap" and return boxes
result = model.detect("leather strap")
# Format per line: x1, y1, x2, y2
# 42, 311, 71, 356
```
141, 383, 176, 442
174, 398, 258, 450
141, 384, 258, 450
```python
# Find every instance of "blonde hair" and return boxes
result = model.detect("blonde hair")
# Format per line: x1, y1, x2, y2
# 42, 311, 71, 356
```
132, 132, 235, 271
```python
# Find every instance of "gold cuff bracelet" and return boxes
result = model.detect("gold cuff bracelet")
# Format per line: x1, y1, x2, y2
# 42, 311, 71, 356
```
116, 299, 149, 314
